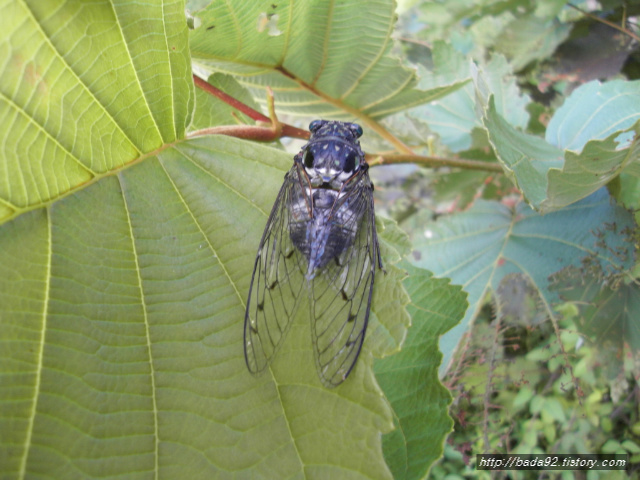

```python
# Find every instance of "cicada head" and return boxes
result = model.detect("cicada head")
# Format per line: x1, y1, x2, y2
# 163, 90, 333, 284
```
296, 120, 366, 188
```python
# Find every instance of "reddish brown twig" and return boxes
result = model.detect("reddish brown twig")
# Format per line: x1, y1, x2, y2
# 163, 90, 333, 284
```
192, 75, 309, 140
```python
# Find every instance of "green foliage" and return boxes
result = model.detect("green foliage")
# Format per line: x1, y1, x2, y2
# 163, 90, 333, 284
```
0, 0, 193, 221
1, 0, 639, 478
0, 134, 412, 478
405, 42, 531, 153
481, 80, 640, 211
376, 263, 468, 479
429, 307, 640, 480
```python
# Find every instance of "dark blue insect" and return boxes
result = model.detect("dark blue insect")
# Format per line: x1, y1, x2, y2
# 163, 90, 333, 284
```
244, 120, 382, 387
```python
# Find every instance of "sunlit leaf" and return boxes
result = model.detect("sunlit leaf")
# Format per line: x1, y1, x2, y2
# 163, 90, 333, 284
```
0, 3, 413, 477
0, 0, 194, 224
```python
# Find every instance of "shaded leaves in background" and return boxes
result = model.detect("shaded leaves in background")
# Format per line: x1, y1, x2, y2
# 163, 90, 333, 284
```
550, 266, 640, 377
408, 188, 636, 375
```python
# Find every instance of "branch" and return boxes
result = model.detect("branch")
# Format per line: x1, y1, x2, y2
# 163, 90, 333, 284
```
567, 3, 640, 42
192, 74, 504, 173
192, 75, 309, 140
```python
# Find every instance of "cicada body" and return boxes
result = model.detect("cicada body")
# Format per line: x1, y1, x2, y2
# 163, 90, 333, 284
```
244, 120, 381, 387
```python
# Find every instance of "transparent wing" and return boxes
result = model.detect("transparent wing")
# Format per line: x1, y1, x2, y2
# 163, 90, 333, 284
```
244, 165, 309, 374
310, 170, 381, 387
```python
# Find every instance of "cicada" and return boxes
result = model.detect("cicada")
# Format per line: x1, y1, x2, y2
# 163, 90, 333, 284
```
244, 119, 382, 387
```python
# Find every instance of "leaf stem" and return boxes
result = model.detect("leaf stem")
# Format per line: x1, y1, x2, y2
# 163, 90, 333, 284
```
369, 153, 503, 172
188, 125, 301, 141
193, 75, 267, 122
192, 74, 309, 140
567, 3, 640, 42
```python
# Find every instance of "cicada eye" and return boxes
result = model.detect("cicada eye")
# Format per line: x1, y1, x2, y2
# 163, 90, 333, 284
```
350, 123, 363, 138
343, 151, 357, 173
309, 120, 324, 132
302, 148, 315, 168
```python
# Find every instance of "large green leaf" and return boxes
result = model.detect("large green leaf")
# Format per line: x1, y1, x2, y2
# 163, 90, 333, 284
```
407, 189, 636, 374
0, 0, 193, 223
480, 80, 640, 212
376, 263, 467, 480
187, 0, 466, 120
0, 2, 422, 477
0, 135, 414, 478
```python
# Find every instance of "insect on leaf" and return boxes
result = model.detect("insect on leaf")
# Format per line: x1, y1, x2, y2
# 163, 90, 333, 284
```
244, 120, 381, 386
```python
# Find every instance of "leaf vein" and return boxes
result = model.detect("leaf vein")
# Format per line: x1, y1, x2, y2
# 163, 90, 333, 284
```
118, 173, 159, 480
17, 208, 52, 480
21, 0, 142, 156
339, 4, 395, 100
160, 1, 177, 141
110, 2, 165, 143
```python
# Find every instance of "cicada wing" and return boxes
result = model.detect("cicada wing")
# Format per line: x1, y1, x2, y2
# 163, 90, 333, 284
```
244, 166, 309, 374
310, 171, 380, 387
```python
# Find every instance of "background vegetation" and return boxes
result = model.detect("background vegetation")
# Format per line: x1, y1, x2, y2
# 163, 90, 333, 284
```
0, 0, 638, 478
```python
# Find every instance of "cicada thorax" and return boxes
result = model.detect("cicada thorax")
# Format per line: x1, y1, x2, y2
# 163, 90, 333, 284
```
288, 121, 367, 278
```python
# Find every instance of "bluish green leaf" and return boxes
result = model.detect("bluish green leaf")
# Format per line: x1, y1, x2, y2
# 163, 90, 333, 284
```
546, 80, 640, 152
409, 42, 529, 152
408, 189, 635, 373
480, 80, 640, 212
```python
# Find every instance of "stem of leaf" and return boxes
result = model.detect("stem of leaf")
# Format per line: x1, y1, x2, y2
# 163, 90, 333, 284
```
369, 154, 503, 172
191, 75, 309, 140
